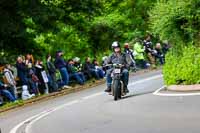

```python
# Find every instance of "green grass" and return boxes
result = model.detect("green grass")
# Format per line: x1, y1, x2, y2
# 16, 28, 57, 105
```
0, 100, 24, 110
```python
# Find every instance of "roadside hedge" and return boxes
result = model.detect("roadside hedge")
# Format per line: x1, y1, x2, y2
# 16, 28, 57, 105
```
163, 46, 200, 85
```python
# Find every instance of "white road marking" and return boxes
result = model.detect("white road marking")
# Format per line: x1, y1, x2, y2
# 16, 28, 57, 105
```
153, 85, 166, 95
10, 74, 163, 133
25, 111, 52, 133
129, 74, 163, 86
9, 100, 79, 133
9, 111, 49, 133
153, 86, 200, 97
82, 92, 104, 100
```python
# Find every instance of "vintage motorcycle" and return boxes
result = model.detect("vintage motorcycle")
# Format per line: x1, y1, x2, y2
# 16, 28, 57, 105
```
110, 63, 126, 101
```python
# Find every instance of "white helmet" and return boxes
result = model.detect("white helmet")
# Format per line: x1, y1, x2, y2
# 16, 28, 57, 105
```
112, 41, 120, 48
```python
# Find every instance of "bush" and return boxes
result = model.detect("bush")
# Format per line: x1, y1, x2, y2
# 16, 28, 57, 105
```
163, 46, 200, 85
149, 0, 200, 46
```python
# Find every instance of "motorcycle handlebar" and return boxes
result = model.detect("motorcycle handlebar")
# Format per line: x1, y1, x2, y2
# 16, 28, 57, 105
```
103, 63, 124, 67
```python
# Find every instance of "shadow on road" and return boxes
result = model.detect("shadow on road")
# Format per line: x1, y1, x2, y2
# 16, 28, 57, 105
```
121, 91, 154, 100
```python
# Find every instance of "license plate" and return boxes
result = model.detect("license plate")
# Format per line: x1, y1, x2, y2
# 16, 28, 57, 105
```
114, 69, 121, 74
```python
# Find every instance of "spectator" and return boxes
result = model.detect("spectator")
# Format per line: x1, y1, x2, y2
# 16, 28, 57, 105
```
46, 54, 58, 92
16, 56, 28, 85
67, 59, 85, 85
0, 81, 16, 102
155, 43, 165, 65
102, 56, 110, 75
143, 35, 156, 68
3, 63, 18, 98
28, 64, 40, 95
124, 43, 137, 71
54, 51, 71, 88
27, 61, 40, 95
92, 59, 104, 78
35, 60, 49, 94
83, 57, 100, 80
134, 40, 148, 69
162, 40, 171, 61
25, 53, 35, 66
0, 95, 3, 105
73, 57, 83, 73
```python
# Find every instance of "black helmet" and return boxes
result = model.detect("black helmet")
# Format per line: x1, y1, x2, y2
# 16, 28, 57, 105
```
111, 41, 120, 49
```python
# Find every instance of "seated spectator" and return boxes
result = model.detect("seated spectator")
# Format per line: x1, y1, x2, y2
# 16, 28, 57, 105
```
27, 63, 40, 95
102, 56, 111, 75
73, 57, 83, 72
0, 95, 3, 105
68, 59, 85, 85
73, 57, 89, 81
92, 59, 104, 78
83, 57, 100, 80
35, 60, 49, 94
46, 54, 58, 92
3, 63, 18, 98
0, 81, 16, 102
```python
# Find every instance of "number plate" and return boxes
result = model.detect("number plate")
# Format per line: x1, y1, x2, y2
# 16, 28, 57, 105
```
114, 69, 121, 74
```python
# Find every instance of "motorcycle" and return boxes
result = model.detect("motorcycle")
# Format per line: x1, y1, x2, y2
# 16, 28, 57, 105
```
110, 63, 126, 101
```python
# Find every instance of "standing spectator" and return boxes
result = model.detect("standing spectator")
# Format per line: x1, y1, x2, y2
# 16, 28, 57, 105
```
134, 40, 148, 69
67, 59, 85, 85
143, 35, 156, 68
124, 43, 137, 71
46, 54, 58, 92
83, 57, 100, 80
16, 56, 28, 85
54, 51, 71, 88
155, 43, 165, 65
162, 40, 171, 61
3, 63, 18, 98
25, 53, 35, 66
0, 81, 16, 102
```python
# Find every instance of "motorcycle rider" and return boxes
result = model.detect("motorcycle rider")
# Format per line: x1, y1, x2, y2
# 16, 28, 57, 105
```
104, 41, 130, 93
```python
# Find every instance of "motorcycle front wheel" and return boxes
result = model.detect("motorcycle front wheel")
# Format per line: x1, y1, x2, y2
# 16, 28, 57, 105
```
113, 80, 120, 101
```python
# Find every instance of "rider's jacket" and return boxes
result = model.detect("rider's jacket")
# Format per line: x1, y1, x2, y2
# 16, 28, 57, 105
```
106, 52, 131, 69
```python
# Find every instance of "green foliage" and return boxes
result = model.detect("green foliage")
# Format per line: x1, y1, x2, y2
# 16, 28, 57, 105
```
0, 0, 155, 60
150, 0, 200, 85
163, 46, 200, 85
149, 0, 200, 47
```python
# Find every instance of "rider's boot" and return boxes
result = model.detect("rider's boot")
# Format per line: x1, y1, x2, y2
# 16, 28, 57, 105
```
104, 86, 111, 92
124, 85, 129, 93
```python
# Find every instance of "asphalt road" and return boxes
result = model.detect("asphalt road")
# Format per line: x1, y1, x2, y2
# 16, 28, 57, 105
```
1, 70, 200, 133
